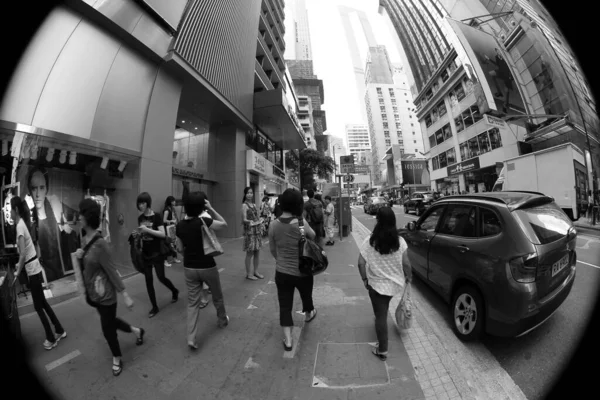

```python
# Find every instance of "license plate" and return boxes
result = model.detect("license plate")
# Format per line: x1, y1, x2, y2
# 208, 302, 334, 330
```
551, 254, 569, 277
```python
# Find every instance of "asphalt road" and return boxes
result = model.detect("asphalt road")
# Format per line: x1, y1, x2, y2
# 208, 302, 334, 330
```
351, 205, 600, 400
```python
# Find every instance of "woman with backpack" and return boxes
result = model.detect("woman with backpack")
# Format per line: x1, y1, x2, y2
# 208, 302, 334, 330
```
75, 198, 145, 376
268, 189, 318, 351
357, 207, 412, 361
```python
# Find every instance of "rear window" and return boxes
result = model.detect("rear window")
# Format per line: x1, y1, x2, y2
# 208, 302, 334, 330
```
373, 197, 386, 204
513, 202, 573, 245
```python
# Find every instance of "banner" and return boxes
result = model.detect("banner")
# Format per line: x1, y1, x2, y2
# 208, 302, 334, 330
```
401, 160, 429, 185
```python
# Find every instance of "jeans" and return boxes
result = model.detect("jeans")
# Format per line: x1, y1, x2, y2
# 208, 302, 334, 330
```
143, 255, 178, 309
368, 287, 392, 353
87, 297, 132, 357
275, 271, 314, 327
29, 272, 64, 342
184, 267, 227, 343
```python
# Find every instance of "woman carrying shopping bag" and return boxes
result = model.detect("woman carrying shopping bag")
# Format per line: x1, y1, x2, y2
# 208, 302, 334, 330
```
357, 206, 412, 361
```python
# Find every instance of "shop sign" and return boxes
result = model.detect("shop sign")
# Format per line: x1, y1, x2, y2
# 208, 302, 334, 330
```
401, 160, 428, 185
172, 166, 203, 180
247, 149, 285, 182
484, 114, 507, 129
273, 165, 286, 180
447, 157, 481, 176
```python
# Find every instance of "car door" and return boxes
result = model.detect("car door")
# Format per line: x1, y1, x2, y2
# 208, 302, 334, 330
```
411, 194, 423, 211
403, 204, 446, 280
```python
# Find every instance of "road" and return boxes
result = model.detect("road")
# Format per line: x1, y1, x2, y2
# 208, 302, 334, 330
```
351, 205, 600, 400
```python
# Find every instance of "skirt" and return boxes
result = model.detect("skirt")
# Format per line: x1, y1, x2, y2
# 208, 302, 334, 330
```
243, 227, 262, 252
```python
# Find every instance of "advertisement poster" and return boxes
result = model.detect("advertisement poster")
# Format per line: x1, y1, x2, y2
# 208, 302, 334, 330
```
445, 18, 526, 115
401, 160, 429, 185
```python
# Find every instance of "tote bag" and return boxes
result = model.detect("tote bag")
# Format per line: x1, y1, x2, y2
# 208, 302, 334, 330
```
395, 282, 413, 331
200, 217, 224, 257
297, 217, 328, 276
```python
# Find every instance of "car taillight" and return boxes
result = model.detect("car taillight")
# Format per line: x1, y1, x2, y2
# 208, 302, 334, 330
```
508, 252, 537, 283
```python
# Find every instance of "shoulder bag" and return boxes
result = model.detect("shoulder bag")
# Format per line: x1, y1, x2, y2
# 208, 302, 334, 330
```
297, 217, 328, 276
200, 217, 224, 257
395, 281, 413, 331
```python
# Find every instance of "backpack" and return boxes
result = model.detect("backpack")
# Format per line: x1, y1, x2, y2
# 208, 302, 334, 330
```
306, 199, 324, 224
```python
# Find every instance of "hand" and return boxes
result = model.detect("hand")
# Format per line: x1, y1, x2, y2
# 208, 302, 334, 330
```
123, 293, 134, 309
363, 279, 369, 289
75, 249, 84, 259
205, 200, 213, 211
139, 225, 150, 233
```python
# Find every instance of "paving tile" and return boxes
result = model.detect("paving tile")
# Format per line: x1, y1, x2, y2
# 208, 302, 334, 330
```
433, 384, 446, 395
438, 393, 450, 400
444, 382, 456, 392
423, 388, 436, 397
430, 377, 442, 388
169, 379, 220, 400
440, 375, 452, 384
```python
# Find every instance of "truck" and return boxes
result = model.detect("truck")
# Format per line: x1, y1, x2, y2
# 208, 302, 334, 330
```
492, 142, 589, 221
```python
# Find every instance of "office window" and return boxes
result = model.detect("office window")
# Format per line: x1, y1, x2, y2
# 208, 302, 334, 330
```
442, 124, 452, 141
385, 139, 391, 146
380, 106, 386, 112
447, 148, 456, 165
414, 140, 417, 144
426, 115, 433, 128
404, 92, 408, 96
382, 114, 387, 120
396, 123, 402, 129
425, 90, 433, 101
432, 156, 440, 170
435, 128, 444, 145
455, 116, 464, 133
438, 102, 447, 117
413, 131, 416, 135
455, 83, 466, 101
478, 132, 491, 154
489, 128, 503, 149
389, 88, 395, 97
468, 137, 479, 158
438, 151, 447, 168
471, 105, 482, 123
383, 122, 389, 129
460, 142, 469, 161
393, 107, 398, 112
411, 123, 414, 127
391, 99, 397, 105
384, 131, 390, 138
441, 69, 449, 82
429, 135, 436, 148
394, 114, 400, 120
406, 100, 410, 103
433, 82, 439, 93
379, 98, 385, 104
376, 87, 382, 94
462, 109, 473, 128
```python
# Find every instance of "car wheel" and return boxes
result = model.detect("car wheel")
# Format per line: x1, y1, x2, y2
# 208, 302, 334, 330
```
415, 207, 421, 217
364, 207, 367, 213
451, 286, 485, 341
404, 206, 408, 214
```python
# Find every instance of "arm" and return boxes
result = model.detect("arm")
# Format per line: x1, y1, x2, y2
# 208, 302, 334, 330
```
268, 222, 277, 259
205, 201, 227, 231
401, 238, 412, 283
140, 214, 166, 238
163, 210, 173, 225
241, 204, 252, 225
14, 235, 27, 279
97, 241, 126, 293
302, 218, 316, 240
357, 253, 369, 288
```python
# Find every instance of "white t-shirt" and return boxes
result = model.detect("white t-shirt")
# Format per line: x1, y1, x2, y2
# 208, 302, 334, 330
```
16, 219, 42, 276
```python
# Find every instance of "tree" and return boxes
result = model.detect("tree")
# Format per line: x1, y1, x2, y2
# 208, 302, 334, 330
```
285, 149, 335, 191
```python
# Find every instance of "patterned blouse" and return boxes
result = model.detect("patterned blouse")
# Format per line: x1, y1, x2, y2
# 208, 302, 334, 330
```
360, 237, 407, 297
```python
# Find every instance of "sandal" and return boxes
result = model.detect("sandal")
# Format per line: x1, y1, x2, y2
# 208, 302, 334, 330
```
199, 300, 210, 309
282, 338, 293, 352
188, 341, 199, 350
136, 328, 145, 346
254, 273, 264, 279
371, 346, 388, 361
246, 275, 258, 281
305, 309, 317, 323
112, 360, 123, 376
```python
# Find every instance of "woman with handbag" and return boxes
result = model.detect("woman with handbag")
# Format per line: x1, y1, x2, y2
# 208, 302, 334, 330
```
268, 189, 318, 351
162, 196, 181, 266
11, 197, 67, 351
357, 207, 412, 361
242, 187, 264, 280
176, 191, 229, 349
75, 199, 145, 376
136, 192, 179, 318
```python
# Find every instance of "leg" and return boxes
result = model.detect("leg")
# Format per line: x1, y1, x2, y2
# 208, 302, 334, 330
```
184, 268, 204, 345
275, 271, 295, 327
29, 273, 55, 343
253, 250, 263, 278
200, 267, 228, 327
296, 275, 315, 318
368, 288, 392, 353
154, 257, 179, 295
245, 251, 256, 279
97, 303, 122, 358
143, 261, 158, 310
41, 294, 65, 335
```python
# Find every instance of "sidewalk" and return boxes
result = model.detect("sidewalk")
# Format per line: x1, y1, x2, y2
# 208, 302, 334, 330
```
19, 233, 435, 400
574, 218, 600, 232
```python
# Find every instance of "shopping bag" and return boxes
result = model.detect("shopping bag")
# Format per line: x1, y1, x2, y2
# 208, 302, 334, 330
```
395, 282, 413, 331
201, 217, 224, 257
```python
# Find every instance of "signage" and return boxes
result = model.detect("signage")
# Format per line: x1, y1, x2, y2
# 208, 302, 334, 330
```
354, 165, 369, 174
447, 157, 481, 176
172, 166, 204, 180
343, 174, 355, 183
344, 184, 356, 189
247, 150, 285, 182
340, 155, 355, 174
484, 114, 507, 129
401, 160, 428, 185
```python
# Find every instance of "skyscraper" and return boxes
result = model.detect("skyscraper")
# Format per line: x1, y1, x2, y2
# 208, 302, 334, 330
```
288, 0, 313, 60
345, 124, 371, 161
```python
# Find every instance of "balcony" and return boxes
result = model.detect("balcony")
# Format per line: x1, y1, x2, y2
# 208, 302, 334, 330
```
256, 35, 283, 88
255, 59, 275, 92
254, 87, 307, 150
259, 13, 285, 65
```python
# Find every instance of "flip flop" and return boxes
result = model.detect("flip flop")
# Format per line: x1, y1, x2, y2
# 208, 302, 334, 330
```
136, 328, 145, 346
283, 338, 293, 352
371, 347, 388, 361
305, 309, 317, 323
254, 273, 264, 279
199, 300, 210, 309
246, 276, 258, 281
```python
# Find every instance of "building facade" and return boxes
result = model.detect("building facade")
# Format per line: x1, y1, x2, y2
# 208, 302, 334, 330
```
345, 124, 371, 160
0, 0, 305, 290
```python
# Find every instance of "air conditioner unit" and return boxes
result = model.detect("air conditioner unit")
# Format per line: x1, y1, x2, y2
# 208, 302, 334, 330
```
500, 33, 507, 41
509, 19, 518, 27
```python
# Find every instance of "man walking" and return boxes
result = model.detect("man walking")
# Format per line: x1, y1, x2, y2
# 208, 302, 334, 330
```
324, 196, 335, 246
303, 189, 325, 246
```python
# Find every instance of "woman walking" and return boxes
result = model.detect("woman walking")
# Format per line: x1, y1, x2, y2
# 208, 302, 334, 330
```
323, 196, 335, 246
11, 197, 67, 350
136, 192, 179, 318
163, 196, 181, 266
176, 192, 229, 349
242, 187, 264, 280
268, 189, 318, 351
357, 207, 411, 361
75, 199, 144, 376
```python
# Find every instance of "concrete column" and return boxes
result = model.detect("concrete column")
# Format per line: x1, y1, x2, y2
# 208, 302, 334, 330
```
458, 174, 466, 193
213, 124, 247, 239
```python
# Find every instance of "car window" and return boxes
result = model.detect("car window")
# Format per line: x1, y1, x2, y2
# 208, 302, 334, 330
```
438, 205, 477, 237
419, 206, 445, 232
480, 208, 502, 236
414, 194, 423, 199
513, 202, 573, 245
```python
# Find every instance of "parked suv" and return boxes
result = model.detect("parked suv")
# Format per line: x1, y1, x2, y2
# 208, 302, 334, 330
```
398, 191, 577, 341
404, 192, 435, 216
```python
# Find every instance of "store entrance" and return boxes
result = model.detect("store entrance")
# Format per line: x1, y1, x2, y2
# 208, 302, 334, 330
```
465, 166, 498, 193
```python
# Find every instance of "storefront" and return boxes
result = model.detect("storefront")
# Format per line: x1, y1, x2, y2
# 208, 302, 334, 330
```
447, 157, 499, 193
435, 176, 460, 195
246, 149, 286, 201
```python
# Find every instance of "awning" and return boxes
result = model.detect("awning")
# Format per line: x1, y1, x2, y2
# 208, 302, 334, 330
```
253, 88, 306, 150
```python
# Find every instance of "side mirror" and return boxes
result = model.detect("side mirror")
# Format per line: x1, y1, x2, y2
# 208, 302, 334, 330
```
406, 221, 416, 232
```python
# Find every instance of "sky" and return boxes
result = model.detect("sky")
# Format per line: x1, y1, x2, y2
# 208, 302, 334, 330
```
284, 0, 406, 150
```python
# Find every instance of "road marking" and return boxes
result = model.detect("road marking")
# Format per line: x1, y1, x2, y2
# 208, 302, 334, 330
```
218, 268, 225, 273
244, 357, 260, 369
578, 260, 600, 269
45, 350, 81, 371
247, 304, 258, 309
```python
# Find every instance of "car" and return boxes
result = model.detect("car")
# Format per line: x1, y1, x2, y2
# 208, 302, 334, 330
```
398, 191, 576, 341
364, 197, 389, 215
403, 192, 435, 216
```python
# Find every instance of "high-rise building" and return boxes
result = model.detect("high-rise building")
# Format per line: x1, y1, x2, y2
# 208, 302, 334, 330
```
364, 46, 425, 185
288, 0, 313, 60
345, 124, 371, 161
380, 0, 599, 196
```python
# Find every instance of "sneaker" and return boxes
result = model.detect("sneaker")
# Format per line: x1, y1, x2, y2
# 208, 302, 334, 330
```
43, 340, 57, 350
173, 259, 182, 264
164, 261, 172, 268
55, 331, 67, 343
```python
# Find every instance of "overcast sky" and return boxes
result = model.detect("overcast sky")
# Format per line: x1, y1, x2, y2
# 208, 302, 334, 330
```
284, 0, 405, 149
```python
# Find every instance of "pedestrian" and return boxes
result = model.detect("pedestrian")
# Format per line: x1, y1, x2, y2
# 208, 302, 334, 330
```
162, 196, 181, 266
75, 198, 144, 376
242, 187, 264, 280
303, 189, 325, 247
176, 192, 229, 350
260, 195, 272, 237
135, 192, 179, 318
273, 195, 283, 219
11, 197, 67, 351
357, 207, 411, 361
323, 196, 335, 246
269, 189, 318, 351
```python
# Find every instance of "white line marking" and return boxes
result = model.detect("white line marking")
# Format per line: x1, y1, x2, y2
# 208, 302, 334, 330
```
45, 350, 81, 371
247, 304, 257, 309
244, 357, 260, 369
267, 280, 275, 285
218, 268, 225, 273
578, 260, 600, 269
258, 290, 267, 295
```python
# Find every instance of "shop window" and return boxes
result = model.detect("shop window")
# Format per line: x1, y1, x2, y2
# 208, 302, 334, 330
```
468, 137, 480, 158
429, 135, 437, 148
438, 102, 447, 117
426, 115, 433, 128
442, 124, 452, 141
446, 148, 456, 165
460, 142, 469, 161
489, 128, 503, 150
438, 205, 477, 238
435, 128, 444, 145
462, 109, 474, 128
470, 105, 482, 123
455, 83, 466, 101
432, 156, 440, 170
478, 132, 491, 154
455, 116, 464, 133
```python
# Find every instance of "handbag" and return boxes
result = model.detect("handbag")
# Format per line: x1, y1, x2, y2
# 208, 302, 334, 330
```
395, 282, 413, 331
297, 217, 328, 276
200, 217, 224, 257
128, 232, 146, 273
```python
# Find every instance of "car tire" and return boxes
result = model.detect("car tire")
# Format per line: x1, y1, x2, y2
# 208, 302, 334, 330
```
404, 206, 408, 214
364, 207, 367, 213
415, 207, 421, 217
451, 285, 485, 342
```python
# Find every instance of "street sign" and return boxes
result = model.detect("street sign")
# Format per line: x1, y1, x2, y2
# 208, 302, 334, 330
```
343, 174, 355, 183
340, 155, 355, 174
354, 165, 369, 174
344, 183, 356, 188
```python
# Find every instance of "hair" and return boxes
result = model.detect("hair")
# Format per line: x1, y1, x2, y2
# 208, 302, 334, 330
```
262, 195, 269, 203
325, 196, 332, 201
164, 196, 175, 209
137, 192, 152, 209
369, 207, 400, 255
242, 187, 253, 204
307, 189, 315, 198
184, 191, 207, 218
79, 198, 101, 230
27, 167, 50, 193
10, 196, 33, 235
314, 193, 322, 201
279, 188, 304, 216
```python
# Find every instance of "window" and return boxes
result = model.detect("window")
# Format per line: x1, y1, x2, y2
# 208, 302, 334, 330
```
391, 99, 397, 105
382, 114, 388, 120
468, 137, 479, 158
460, 142, 469, 161
380, 106, 386, 112
383, 122, 389, 129
438, 102, 447, 117
389, 88, 395, 97
413, 140, 417, 144
462, 109, 474, 128
441, 69, 449, 82
438, 151, 447, 168
435, 128, 444, 145
384, 131, 390, 138
379, 98, 385, 104
393, 106, 398, 112
404, 93, 408, 96
478, 132, 491, 154
419, 206, 445, 232
432, 156, 440, 170
394, 114, 400, 120
411, 123, 414, 127
446, 148, 456, 165
426, 115, 433, 128
425, 90, 433, 101
433, 82, 439, 93
455, 83, 466, 101
471, 105, 482, 123
406, 100, 410, 103
413, 132, 416, 135
455, 116, 464, 133
438, 205, 477, 238
396, 123, 402, 129
385, 139, 391, 146
376, 87, 382, 94
489, 128, 503, 149
397, 132, 403, 139
442, 124, 452, 141
480, 208, 502, 237
429, 135, 436, 148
